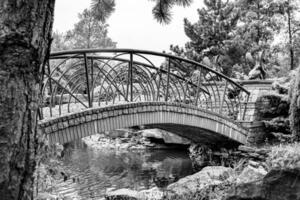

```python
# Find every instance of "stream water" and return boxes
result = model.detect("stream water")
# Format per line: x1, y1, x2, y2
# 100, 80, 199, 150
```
53, 140, 195, 199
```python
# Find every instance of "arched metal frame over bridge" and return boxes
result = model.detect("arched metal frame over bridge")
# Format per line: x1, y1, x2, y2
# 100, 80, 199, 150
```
39, 49, 250, 145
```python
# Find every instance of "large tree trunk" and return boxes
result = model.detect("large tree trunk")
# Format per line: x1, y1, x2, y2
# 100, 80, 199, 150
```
0, 1, 55, 199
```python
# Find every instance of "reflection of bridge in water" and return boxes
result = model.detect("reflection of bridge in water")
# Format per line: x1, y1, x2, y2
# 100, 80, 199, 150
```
38, 49, 250, 146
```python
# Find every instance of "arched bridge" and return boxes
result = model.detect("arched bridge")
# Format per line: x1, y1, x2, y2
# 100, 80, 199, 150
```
38, 49, 250, 146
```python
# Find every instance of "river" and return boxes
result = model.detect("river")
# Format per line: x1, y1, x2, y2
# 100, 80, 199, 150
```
52, 140, 195, 199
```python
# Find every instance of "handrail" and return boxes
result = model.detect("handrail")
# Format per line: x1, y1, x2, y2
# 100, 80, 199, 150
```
50, 48, 250, 95
40, 48, 250, 121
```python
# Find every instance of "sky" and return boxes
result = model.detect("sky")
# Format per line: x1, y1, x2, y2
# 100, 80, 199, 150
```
53, 0, 204, 53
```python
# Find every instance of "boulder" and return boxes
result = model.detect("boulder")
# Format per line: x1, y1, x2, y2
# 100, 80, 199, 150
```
138, 166, 234, 200
142, 129, 191, 145
225, 168, 300, 200
162, 166, 234, 199
109, 166, 234, 200
236, 165, 267, 184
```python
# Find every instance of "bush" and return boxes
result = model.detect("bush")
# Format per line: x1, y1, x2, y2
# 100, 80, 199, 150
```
267, 143, 300, 170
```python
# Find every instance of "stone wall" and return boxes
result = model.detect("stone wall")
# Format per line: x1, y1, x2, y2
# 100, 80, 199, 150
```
238, 80, 275, 145
240, 80, 274, 121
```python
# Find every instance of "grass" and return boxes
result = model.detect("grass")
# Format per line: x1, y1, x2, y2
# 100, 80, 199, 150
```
267, 142, 300, 169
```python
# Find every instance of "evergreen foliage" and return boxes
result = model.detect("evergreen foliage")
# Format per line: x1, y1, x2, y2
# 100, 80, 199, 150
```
90, 0, 193, 24
171, 0, 240, 76
90, 0, 116, 22
171, 0, 300, 78
150, 0, 193, 24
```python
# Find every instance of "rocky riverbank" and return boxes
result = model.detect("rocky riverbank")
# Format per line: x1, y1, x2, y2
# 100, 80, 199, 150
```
82, 128, 191, 151
105, 142, 300, 200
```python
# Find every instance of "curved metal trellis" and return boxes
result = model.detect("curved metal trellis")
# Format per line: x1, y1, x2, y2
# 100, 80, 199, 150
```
40, 49, 250, 121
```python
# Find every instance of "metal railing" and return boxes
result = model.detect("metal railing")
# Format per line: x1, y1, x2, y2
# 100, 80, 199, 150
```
40, 49, 250, 121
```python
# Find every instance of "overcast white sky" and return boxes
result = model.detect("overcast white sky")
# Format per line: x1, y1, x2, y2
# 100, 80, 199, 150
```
53, 0, 204, 52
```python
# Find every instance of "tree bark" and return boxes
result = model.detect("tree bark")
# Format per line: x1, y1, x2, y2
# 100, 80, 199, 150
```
287, 1, 294, 70
0, 0, 55, 199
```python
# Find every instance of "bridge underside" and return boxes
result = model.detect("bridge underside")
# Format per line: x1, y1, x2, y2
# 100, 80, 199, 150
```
39, 102, 248, 147
146, 124, 241, 147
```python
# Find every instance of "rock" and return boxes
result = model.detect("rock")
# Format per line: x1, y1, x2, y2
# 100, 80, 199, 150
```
165, 166, 234, 197
224, 180, 264, 200
264, 117, 290, 135
248, 152, 260, 158
138, 187, 163, 200
236, 165, 267, 184
270, 132, 294, 143
105, 189, 139, 200
124, 166, 235, 200
142, 129, 191, 145
225, 168, 300, 200
248, 160, 259, 168
235, 145, 270, 161
35, 192, 59, 200
144, 143, 156, 147
262, 169, 300, 199
238, 145, 256, 153
108, 129, 131, 139
255, 148, 270, 155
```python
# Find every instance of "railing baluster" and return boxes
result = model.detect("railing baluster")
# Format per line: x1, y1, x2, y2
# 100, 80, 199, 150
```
130, 53, 133, 102
242, 94, 250, 120
91, 58, 94, 102
165, 58, 171, 102
195, 68, 202, 106
126, 61, 130, 101
184, 81, 188, 103
157, 70, 162, 101
84, 53, 92, 107
219, 81, 228, 114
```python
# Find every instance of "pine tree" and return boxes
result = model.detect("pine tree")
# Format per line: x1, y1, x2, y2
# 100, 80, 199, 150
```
234, 0, 284, 76
0, 1, 55, 199
171, 0, 240, 76
91, 0, 193, 24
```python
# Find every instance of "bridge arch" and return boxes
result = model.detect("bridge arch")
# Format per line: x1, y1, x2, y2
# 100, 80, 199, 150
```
39, 102, 248, 146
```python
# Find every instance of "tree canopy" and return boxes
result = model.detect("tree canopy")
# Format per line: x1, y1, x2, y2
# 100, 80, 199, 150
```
170, 0, 300, 78
90, 0, 194, 24
52, 8, 116, 51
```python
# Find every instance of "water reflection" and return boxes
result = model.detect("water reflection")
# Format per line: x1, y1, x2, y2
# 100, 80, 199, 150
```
55, 140, 194, 199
